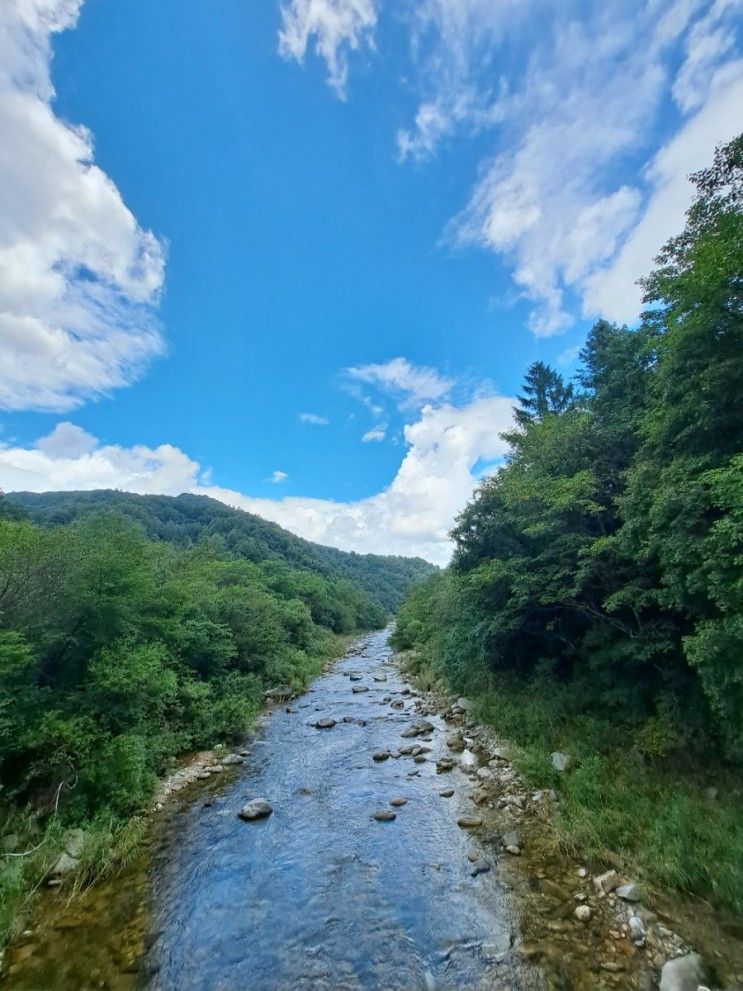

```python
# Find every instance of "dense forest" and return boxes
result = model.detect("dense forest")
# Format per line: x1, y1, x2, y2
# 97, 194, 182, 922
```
6, 490, 434, 614
393, 137, 743, 911
0, 494, 432, 943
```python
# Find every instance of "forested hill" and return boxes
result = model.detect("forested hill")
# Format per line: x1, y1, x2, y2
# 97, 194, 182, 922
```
5, 490, 435, 613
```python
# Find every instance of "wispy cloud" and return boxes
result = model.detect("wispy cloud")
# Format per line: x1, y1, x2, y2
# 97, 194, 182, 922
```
299, 412, 330, 425
0, 0, 166, 411
361, 425, 386, 442
280, 0, 743, 336
278, 0, 377, 97
269, 470, 288, 483
346, 357, 453, 409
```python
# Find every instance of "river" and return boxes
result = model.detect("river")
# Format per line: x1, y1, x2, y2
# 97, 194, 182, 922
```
145, 628, 541, 990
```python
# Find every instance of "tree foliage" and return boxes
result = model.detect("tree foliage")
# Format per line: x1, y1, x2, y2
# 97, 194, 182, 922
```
394, 135, 743, 762
0, 505, 410, 821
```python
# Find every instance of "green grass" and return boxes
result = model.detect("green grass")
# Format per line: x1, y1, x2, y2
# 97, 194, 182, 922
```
403, 649, 743, 917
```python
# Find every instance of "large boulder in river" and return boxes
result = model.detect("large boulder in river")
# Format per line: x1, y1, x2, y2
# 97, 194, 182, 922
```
238, 799, 273, 821
659, 954, 707, 991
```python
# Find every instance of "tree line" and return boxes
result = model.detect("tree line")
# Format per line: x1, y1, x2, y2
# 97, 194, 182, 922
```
394, 135, 742, 765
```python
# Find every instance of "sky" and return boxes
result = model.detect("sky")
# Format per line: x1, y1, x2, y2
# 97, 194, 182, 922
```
0, 0, 741, 564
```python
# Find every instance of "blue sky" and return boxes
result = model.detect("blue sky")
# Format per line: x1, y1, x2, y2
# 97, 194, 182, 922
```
0, 0, 741, 562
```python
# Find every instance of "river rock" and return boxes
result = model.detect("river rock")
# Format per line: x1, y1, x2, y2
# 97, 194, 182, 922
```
315, 718, 337, 729
616, 882, 641, 902
551, 751, 571, 772
64, 828, 86, 858
470, 859, 490, 877
574, 905, 592, 923
389, 796, 408, 807
352, 685, 369, 694
659, 954, 707, 991
50, 851, 77, 879
372, 809, 396, 822
458, 816, 482, 829
446, 732, 465, 752
628, 915, 646, 946
373, 674, 387, 682
238, 799, 273, 821
501, 830, 520, 850
221, 753, 244, 765
593, 869, 620, 894
436, 757, 455, 773
455, 697, 471, 712
349, 674, 362, 681
372, 751, 390, 762
439, 788, 454, 797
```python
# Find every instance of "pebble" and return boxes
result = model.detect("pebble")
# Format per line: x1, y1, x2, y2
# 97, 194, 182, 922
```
372, 751, 390, 762
470, 859, 491, 877
439, 788, 454, 797
314, 718, 336, 729
372, 809, 396, 822
457, 816, 483, 829
574, 905, 592, 923
389, 796, 408, 807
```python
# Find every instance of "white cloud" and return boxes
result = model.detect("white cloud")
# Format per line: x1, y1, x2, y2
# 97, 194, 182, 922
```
361, 425, 386, 442
35, 420, 96, 458
346, 357, 453, 408
278, 0, 377, 97
0, 425, 200, 494
0, 390, 515, 564
270, 470, 288, 483
299, 412, 330, 425
0, 0, 166, 412
438, 0, 742, 333
582, 68, 743, 321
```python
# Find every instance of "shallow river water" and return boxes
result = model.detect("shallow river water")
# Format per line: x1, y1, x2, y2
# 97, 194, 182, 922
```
145, 629, 542, 990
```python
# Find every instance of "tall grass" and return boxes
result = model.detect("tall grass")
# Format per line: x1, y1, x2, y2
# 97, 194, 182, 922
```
404, 648, 743, 916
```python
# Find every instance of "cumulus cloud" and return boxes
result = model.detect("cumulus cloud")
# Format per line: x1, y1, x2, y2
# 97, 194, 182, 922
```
278, 0, 377, 97
0, 0, 166, 412
0, 424, 200, 494
269, 470, 288, 483
299, 412, 330, 425
346, 357, 453, 409
0, 391, 515, 563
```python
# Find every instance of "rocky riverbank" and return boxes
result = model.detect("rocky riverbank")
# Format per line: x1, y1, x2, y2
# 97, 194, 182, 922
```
397, 650, 743, 991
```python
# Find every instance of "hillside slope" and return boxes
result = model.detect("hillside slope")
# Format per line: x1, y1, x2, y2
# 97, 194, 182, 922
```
5, 490, 436, 613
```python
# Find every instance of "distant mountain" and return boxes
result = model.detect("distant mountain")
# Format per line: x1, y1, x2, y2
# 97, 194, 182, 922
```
5, 490, 436, 613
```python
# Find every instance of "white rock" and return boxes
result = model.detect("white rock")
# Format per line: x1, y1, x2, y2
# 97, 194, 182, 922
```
659, 954, 706, 991
574, 905, 592, 923
551, 751, 571, 772
238, 799, 273, 821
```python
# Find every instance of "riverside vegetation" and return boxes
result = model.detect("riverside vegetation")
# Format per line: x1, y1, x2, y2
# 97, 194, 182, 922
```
392, 136, 743, 917
0, 492, 433, 948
